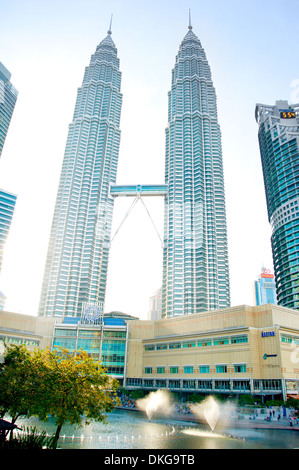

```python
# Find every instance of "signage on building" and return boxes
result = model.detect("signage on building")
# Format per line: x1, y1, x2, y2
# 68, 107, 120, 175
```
263, 354, 278, 360
261, 331, 275, 337
81, 301, 104, 324
261, 268, 274, 279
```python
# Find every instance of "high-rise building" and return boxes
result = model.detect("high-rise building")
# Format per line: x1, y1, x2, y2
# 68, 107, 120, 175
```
148, 288, 162, 321
255, 100, 299, 310
0, 189, 17, 274
254, 267, 277, 306
0, 62, 18, 158
162, 20, 230, 317
39, 26, 122, 317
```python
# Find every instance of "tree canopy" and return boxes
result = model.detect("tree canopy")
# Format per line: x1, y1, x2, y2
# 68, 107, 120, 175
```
0, 344, 120, 448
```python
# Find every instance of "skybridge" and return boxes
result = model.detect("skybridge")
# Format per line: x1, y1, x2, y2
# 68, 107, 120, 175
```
110, 184, 168, 198
109, 184, 168, 248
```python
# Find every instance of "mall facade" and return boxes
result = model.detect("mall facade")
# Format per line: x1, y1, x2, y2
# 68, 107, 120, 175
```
1, 304, 299, 402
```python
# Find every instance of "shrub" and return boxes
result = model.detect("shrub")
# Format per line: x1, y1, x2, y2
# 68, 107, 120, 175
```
0, 426, 55, 449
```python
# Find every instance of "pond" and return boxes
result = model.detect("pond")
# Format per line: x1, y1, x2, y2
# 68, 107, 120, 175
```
15, 408, 299, 449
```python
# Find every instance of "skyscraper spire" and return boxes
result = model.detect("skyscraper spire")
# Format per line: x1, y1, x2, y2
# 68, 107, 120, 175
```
188, 9, 192, 29
108, 14, 113, 35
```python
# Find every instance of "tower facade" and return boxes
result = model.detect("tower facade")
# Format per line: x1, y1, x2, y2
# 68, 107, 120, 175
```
162, 23, 230, 317
256, 100, 299, 310
0, 62, 18, 158
39, 29, 122, 317
0, 189, 17, 274
254, 268, 277, 306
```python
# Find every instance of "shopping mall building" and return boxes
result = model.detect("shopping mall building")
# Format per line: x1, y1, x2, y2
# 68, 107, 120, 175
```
1, 304, 299, 402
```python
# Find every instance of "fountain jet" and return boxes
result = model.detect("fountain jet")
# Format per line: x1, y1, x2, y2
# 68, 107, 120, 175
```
136, 390, 173, 421
190, 396, 220, 431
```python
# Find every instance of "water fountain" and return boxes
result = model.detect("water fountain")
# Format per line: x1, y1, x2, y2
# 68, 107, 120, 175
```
136, 390, 173, 421
190, 396, 220, 431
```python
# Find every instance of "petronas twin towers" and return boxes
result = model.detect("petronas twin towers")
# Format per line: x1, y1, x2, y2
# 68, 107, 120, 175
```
38, 18, 230, 319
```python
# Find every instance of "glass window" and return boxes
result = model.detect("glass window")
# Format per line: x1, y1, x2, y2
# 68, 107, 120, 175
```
213, 337, 229, 346
199, 365, 210, 373
182, 342, 196, 348
184, 366, 194, 374
169, 342, 181, 349
169, 366, 179, 374
281, 335, 292, 343
216, 365, 227, 373
156, 344, 168, 350
144, 344, 155, 351
103, 331, 126, 338
234, 364, 246, 373
231, 335, 248, 344
198, 339, 212, 347
157, 367, 165, 374
144, 367, 152, 374
53, 338, 76, 350
54, 329, 77, 337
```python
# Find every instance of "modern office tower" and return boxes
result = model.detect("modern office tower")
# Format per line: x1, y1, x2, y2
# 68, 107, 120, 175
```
148, 288, 162, 321
254, 267, 277, 306
38, 27, 122, 317
162, 21, 230, 317
0, 62, 18, 158
0, 189, 17, 274
255, 100, 299, 310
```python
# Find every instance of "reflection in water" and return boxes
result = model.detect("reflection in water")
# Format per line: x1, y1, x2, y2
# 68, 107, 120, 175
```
15, 408, 299, 450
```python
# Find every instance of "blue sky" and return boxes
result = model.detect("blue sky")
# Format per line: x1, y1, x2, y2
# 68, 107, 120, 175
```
0, 0, 298, 318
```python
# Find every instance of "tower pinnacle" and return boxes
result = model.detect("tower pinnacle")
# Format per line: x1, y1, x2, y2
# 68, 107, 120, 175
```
108, 14, 113, 35
188, 9, 192, 29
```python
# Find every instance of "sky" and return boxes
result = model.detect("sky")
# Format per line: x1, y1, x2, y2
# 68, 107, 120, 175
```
0, 0, 298, 320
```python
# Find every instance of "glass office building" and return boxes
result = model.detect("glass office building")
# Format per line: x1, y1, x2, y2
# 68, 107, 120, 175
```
255, 100, 299, 310
162, 22, 230, 317
0, 62, 18, 158
39, 28, 122, 317
0, 189, 17, 274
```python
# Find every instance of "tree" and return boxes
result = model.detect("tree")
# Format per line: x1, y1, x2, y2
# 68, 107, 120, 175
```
0, 344, 120, 448
0, 344, 35, 430
33, 348, 120, 448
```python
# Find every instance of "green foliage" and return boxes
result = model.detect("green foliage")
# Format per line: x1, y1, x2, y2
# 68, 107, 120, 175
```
238, 395, 257, 406
0, 344, 120, 448
286, 397, 299, 410
265, 399, 284, 407
0, 344, 34, 423
188, 394, 206, 404
128, 390, 144, 400
0, 426, 55, 449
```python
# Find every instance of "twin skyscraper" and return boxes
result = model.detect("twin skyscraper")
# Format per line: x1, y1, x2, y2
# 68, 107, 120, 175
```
38, 19, 231, 319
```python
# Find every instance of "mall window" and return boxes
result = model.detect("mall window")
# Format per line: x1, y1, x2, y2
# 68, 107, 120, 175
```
184, 366, 194, 374
54, 328, 77, 337
281, 335, 293, 343
182, 341, 196, 348
144, 367, 152, 374
213, 337, 229, 346
157, 367, 165, 374
198, 339, 212, 347
169, 366, 179, 374
156, 344, 168, 350
169, 342, 181, 349
144, 345, 155, 351
216, 364, 227, 373
199, 365, 210, 374
234, 364, 246, 373
230, 335, 248, 344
